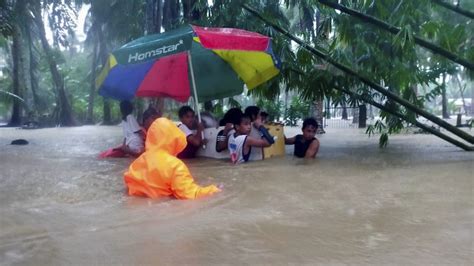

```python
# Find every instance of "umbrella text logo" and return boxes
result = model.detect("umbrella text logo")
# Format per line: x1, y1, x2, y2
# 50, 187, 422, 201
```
128, 40, 184, 63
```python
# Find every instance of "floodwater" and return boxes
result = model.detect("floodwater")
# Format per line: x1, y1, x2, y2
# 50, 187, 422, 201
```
0, 125, 472, 265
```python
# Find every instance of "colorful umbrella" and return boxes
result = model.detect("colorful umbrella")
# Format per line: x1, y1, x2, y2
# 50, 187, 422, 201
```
96, 25, 281, 106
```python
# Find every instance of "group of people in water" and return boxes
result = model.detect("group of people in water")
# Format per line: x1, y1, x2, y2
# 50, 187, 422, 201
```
113, 100, 320, 200
117, 100, 320, 162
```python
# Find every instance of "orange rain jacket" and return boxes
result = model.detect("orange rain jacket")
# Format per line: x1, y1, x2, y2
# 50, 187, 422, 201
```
124, 118, 220, 199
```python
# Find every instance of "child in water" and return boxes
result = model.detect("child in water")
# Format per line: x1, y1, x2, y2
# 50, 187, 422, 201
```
177, 106, 206, 159
228, 114, 274, 164
243, 106, 265, 160
119, 100, 145, 157
285, 118, 320, 158
216, 107, 243, 153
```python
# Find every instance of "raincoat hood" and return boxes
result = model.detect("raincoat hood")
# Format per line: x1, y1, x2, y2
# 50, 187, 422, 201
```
146, 117, 187, 155
124, 117, 220, 200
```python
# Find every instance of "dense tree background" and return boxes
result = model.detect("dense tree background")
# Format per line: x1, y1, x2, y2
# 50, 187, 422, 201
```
0, 0, 472, 146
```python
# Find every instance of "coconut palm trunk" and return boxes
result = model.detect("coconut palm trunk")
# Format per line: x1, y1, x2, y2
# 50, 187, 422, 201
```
442, 73, 450, 119
312, 98, 325, 133
32, 3, 76, 126
8, 24, 24, 126
86, 35, 99, 124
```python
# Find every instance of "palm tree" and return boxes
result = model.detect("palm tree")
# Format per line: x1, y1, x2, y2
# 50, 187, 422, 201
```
32, 0, 76, 126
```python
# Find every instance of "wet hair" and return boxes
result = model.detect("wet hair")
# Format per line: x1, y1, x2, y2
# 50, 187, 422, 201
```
219, 107, 243, 126
302, 117, 318, 130
244, 106, 260, 121
234, 114, 251, 127
120, 100, 134, 121
178, 105, 194, 118
142, 106, 159, 124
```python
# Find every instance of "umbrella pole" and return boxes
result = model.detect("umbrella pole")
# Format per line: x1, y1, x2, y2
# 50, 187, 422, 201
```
187, 51, 206, 149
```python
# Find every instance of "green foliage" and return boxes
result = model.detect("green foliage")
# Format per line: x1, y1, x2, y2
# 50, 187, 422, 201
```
1, 0, 472, 140
284, 96, 310, 126
256, 97, 283, 122
227, 97, 241, 109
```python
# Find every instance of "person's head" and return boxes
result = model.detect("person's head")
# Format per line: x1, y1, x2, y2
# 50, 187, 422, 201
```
244, 106, 260, 122
142, 106, 160, 131
178, 105, 195, 128
260, 111, 269, 123
302, 118, 318, 140
120, 100, 134, 120
234, 114, 252, 135
219, 107, 243, 126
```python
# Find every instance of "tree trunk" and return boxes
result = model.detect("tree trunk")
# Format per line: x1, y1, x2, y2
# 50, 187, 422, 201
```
442, 74, 450, 119
242, 4, 474, 144
358, 104, 367, 128
163, 0, 179, 30
471, 83, 474, 116
312, 98, 325, 133
342, 101, 348, 119
157, 0, 163, 32
146, 0, 163, 34
33, 4, 76, 126
454, 75, 468, 116
103, 98, 112, 125
182, 0, 191, 22
145, 0, 164, 115
86, 36, 99, 124
96, 23, 112, 125
8, 25, 23, 126
27, 28, 40, 111
316, 0, 473, 70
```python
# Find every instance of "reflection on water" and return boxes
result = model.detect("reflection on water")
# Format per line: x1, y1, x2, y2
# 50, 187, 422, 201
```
0, 126, 473, 265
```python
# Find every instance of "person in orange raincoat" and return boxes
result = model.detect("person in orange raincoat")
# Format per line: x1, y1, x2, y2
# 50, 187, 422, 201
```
124, 117, 221, 199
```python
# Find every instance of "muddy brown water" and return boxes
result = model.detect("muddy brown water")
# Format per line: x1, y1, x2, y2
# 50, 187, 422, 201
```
0, 126, 473, 265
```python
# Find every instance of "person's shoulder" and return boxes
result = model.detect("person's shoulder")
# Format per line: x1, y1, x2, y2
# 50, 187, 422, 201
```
227, 129, 236, 137
126, 114, 137, 121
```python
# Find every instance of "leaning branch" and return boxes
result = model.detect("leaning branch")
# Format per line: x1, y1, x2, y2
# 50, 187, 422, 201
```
242, 4, 474, 146
317, 0, 474, 70
431, 0, 474, 19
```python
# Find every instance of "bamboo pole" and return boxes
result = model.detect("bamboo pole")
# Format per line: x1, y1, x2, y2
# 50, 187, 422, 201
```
317, 0, 474, 70
431, 0, 474, 19
242, 4, 474, 145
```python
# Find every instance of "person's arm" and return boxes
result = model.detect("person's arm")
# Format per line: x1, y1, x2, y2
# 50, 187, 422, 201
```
285, 135, 296, 145
305, 139, 320, 159
253, 118, 275, 145
245, 136, 271, 148
186, 123, 204, 147
216, 123, 233, 152
171, 160, 220, 199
